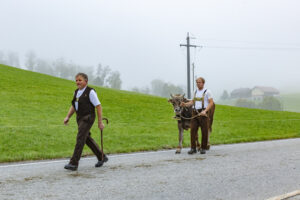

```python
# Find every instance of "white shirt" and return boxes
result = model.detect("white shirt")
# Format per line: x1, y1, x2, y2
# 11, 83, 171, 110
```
74, 87, 101, 111
194, 88, 213, 109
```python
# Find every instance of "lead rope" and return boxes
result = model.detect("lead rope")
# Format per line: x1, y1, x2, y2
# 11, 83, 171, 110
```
177, 89, 207, 120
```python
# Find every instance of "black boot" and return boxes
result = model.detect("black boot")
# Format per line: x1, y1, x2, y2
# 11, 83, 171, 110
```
95, 155, 108, 168
64, 163, 78, 171
188, 148, 197, 154
200, 149, 206, 154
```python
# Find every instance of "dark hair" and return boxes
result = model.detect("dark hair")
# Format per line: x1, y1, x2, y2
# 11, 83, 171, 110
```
75, 73, 88, 81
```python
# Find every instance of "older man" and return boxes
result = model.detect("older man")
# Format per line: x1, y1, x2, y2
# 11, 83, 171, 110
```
181, 77, 214, 154
63, 73, 108, 171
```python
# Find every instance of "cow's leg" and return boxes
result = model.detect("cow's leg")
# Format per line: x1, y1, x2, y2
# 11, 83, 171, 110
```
207, 130, 211, 150
176, 122, 184, 154
207, 119, 212, 150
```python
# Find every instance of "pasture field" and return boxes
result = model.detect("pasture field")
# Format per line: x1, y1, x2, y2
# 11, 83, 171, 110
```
1, 64, 300, 162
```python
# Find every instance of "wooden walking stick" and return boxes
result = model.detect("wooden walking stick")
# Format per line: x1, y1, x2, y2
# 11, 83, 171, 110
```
101, 118, 109, 160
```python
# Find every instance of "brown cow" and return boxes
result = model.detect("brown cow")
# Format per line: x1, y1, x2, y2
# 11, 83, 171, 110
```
168, 94, 215, 154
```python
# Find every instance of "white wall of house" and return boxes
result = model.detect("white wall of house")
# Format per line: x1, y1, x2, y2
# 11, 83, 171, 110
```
252, 88, 264, 97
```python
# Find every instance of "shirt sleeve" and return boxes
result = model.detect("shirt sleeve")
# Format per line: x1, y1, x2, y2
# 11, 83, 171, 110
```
89, 90, 101, 106
206, 89, 213, 100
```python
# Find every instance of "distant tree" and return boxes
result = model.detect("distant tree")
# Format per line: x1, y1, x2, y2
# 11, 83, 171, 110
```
92, 64, 111, 86
0, 51, 7, 65
131, 87, 140, 93
132, 86, 150, 94
140, 87, 150, 94
53, 58, 72, 79
258, 96, 282, 111
162, 83, 184, 97
151, 79, 165, 96
7, 52, 20, 67
107, 71, 122, 89
25, 51, 36, 71
235, 99, 256, 108
35, 59, 54, 75
67, 62, 81, 79
151, 79, 184, 97
220, 90, 229, 100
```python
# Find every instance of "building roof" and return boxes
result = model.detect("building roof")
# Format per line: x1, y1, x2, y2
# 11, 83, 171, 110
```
253, 86, 280, 94
231, 88, 251, 95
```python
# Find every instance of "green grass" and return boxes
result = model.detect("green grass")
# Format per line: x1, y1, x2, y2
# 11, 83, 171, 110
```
281, 93, 300, 112
1, 64, 300, 162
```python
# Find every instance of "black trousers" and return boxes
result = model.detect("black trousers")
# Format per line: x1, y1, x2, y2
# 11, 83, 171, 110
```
70, 114, 104, 166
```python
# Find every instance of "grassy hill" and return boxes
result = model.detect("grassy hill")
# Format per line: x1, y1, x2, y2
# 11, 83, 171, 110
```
1, 64, 300, 162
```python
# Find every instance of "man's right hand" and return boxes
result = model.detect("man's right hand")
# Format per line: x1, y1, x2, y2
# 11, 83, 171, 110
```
63, 117, 69, 125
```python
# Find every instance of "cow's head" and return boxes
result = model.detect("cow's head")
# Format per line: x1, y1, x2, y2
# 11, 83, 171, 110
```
168, 94, 186, 116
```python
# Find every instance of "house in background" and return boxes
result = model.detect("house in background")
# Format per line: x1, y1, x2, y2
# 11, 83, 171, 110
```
251, 86, 280, 100
230, 88, 252, 99
229, 86, 280, 100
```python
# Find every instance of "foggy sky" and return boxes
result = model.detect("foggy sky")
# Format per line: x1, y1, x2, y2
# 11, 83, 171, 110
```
1, 0, 300, 97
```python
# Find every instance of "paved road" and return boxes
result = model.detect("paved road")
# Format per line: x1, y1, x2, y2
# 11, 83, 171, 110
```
0, 139, 300, 200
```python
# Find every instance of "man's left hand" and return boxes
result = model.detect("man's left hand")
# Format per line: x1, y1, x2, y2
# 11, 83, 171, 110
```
200, 110, 207, 117
98, 121, 105, 130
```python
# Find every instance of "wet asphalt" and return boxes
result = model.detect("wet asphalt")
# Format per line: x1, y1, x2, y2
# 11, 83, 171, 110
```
0, 138, 299, 200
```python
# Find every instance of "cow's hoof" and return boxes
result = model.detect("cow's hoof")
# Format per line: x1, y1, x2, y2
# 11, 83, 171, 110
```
175, 148, 181, 154
206, 144, 211, 150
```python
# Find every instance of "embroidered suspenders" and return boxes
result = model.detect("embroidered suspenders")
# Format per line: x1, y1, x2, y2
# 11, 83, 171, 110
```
193, 89, 207, 110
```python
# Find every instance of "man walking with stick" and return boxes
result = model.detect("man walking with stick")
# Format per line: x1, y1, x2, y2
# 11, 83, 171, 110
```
63, 73, 108, 171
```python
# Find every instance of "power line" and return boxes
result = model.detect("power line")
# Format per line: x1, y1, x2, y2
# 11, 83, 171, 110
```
198, 38, 300, 47
201, 45, 300, 51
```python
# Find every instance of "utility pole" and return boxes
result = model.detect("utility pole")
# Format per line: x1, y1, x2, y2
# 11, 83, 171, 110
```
192, 63, 195, 92
180, 32, 201, 99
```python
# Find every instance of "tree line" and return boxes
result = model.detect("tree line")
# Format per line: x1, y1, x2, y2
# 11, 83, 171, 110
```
131, 79, 185, 98
1, 50, 185, 96
0, 50, 122, 89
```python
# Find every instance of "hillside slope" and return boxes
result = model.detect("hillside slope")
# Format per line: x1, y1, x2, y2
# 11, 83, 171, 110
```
1, 65, 300, 162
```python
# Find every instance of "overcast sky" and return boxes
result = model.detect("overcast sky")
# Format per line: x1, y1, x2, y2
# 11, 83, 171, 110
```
1, 0, 300, 97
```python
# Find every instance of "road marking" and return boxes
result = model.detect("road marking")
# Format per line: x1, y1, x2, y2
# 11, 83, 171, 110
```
1, 138, 299, 169
266, 190, 300, 200
0, 149, 176, 168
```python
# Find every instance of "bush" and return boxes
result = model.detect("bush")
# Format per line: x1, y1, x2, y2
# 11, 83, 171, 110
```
259, 96, 283, 111
235, 99, 256, 108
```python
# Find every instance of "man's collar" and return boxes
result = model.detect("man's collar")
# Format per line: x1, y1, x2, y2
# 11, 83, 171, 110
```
197, 87, 205, 91
79, 86, 87, 92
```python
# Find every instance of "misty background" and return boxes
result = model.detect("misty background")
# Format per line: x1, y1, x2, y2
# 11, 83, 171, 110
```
1, 0, 300, 101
